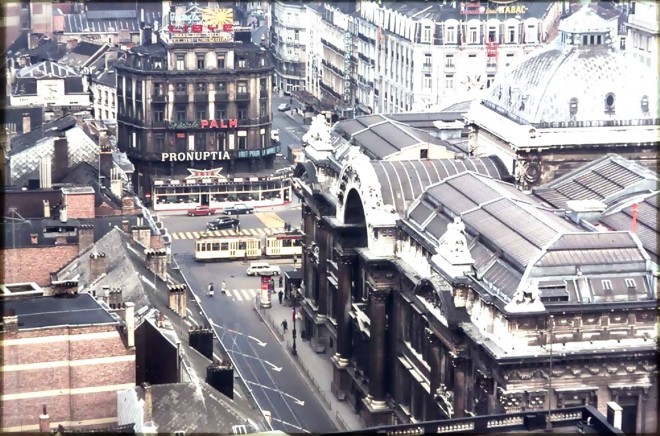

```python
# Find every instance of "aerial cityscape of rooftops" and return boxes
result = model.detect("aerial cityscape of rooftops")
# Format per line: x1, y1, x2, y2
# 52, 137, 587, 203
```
0, 0, 657, 434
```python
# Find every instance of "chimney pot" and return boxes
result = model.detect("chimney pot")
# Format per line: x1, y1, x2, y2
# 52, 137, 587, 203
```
43, 200, 51, 218
30, 233, 38, 245
39, 404, 50, 433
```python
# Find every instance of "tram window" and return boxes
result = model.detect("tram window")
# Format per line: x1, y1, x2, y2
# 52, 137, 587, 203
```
196, 243, 201, 251
294, 239, 302, 246
282, 239, 293, 248
239, 241, 247, 250
220, 242, 229, 250
212, 243, 220, 251
206, 243, 212, 251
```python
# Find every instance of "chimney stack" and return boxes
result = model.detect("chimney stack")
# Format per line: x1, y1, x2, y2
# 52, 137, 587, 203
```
99, 146, 114, 189
39, 156, 52, 189
145, 249, 169, 281
60, 205, 68, 223
125, 302, 135, 348
142, 383, 153, 426
43, 200, 50, 218
39, 404, 50, 433
53, 132, 69, 182
78, 224, 95, 253
122, 219, 130, 233
168, 284, 187, 318
89, 252, 107, 283
631, 203, 639, 233
131, 224, 151, 249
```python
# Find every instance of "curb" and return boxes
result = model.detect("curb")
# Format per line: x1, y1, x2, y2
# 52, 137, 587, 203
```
253, 303, 347, 432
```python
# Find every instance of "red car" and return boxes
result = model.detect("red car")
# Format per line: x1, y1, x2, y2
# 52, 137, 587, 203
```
187, 205, 217, 216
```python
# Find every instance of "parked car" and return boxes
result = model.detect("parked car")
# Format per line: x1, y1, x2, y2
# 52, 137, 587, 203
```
277, 103, 291, 112
187, 205, 217, 216
222, 203, 254, 215
207, 216, 239, 230
246, 262, 281, 277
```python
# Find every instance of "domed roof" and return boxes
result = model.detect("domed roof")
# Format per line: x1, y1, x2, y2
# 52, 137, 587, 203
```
479, 6, 658, 126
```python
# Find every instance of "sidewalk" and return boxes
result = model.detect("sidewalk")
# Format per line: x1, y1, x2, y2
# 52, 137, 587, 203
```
253, 296, 364, 432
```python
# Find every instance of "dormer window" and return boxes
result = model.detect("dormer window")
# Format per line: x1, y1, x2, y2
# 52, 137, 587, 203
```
569, 98, 578, 116
641, 95, 649, 113
605, 93, 615, 113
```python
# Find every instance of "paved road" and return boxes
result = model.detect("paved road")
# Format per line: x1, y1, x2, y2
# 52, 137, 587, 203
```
164, 208, 335, 434
272, 96, 307, 159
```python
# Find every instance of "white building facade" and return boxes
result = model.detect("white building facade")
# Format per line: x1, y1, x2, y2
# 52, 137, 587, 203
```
270, 1, 308, 94
90, 68, 118, 122
626, 1, 659, 73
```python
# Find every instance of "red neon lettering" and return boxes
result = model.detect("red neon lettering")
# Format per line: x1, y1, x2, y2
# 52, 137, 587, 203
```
219, 119, 227, 128
192, 24, 203, 33
228, 119, 238, 128
210, 119, 219, 129
201, 120, 209, 128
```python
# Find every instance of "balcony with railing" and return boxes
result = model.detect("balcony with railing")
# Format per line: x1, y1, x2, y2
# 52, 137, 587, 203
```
152, 93, 166, 103
235, 92, 250, 101
215, 91, 230, 101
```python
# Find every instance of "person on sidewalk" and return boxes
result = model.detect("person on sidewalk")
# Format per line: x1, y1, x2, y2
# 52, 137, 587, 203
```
278, 276, 283, 288
207, 282, 214, 297
278, 290, 284, 304
237, 222, 241, 232
281, 319, 288, 333
221, 280, 227, 295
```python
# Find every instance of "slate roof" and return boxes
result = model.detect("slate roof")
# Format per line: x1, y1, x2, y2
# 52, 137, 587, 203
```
532, 155, 659, 209
28, 39, 66, 62
93, 68, 117, 87
2, 293, 117, 330
149, 382, 253, 433
64, 77, 86, 93
372, 158, 507, 214
4, 31, 29, 56
54, 227, 162, 312
1, 106, 44, 134
403, 172, 652, 305
599, 192, 659, 262
334, 114, 462, 159
62, 10, 162, 34
73, 41, 105, 57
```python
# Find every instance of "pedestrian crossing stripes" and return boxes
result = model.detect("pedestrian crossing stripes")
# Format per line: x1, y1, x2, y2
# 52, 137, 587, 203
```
170, 227, 287, 240
216, 288, 262, 302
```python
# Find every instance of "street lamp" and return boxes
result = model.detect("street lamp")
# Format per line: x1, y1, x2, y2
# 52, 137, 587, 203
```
291, 286, 300, 356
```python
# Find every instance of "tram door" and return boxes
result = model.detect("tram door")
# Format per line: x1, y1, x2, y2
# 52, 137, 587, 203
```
283, 186, 290, 202
201, 193, 209, 206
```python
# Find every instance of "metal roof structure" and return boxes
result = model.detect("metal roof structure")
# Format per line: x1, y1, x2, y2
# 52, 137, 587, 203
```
62, 11, 161, 34
372, 158, 506, 214
2, 293, 117, 330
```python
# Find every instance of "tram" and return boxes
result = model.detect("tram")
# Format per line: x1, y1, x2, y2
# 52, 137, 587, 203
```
194, 231, 303, 261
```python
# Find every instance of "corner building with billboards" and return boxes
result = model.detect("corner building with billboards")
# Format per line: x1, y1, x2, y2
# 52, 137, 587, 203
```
116, 2, 282, 209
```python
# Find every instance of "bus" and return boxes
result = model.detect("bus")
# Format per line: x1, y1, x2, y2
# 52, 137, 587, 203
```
194, 231, 303, 261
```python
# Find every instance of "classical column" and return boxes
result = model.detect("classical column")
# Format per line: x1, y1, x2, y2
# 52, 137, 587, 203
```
452, 356, 467, 418
367, 288, 389, 406
334, 255, 353, 366
428, 331, 442, 396
316, 220, 328, 314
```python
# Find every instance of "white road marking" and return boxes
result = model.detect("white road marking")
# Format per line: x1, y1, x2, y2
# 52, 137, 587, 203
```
234, 289, 243, 302
171, 233, 180, 239
249, 228, 259, 236
185, 232, 193, 239
192, 231, 200, 238
188, 316, 199, 327
185, 320, 192, 327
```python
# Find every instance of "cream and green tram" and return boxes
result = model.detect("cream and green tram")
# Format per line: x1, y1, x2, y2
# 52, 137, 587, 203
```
264, 231, 303, 258
195, 234, 262, 261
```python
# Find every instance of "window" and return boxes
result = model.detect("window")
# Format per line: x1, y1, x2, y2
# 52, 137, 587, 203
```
237, 134, 247, 150
153, 108, 164, 123
486, 74, 495, 88
197, 54, 205, 70
488, 27, 497, 43
176, 133, 186, 151
220, 243, 229, 251
238, 105, 247, 119
195, 133, 205, 149
507, 26, 516, 43
569, 98, 578, 116
424, 53, 432, 66
446, 26, 456, 44
259, 103, 267, 117
196, 105, 207, 119
641, 95, 649, 112
217, 55, 225, 69
445, 75, 454, 90
420, 149, 428, 159
215, 107, 226, 120
525, 24, 536, 43
196, 82, 207, 93
445, 54, 454, 67
423, 25, 432, 43
154, 82, 163, 96
153, 58, 163, 69
423, 74, 432, 90
294, 30, 299, 41
176, 54, 185, 70
237, 81, 248, 94
176, 83, 186, 94
135, 80, 142, 100
237, 58, 246, 68
625, 278, 637, 288
602, 280, 613, 291
155, 135, 164, 150
605, 93, 615, 112
175, 106, 186, 121
216, 81, 227, 92
468, 26, 478, 44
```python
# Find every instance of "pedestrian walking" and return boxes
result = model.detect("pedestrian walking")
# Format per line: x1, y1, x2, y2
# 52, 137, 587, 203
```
207, 282, 214, 296
278, 276, 283, 288
237, 222, 241, 232
281, 319, 288, 333
221, 280, 226, 295
278, 290, 284, 304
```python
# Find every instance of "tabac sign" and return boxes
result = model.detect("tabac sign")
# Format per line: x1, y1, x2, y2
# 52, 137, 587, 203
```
460, 1, 528, 15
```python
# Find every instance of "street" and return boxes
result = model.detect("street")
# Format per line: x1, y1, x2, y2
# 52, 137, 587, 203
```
160, 106, 332, 433
165, 206, 335, 434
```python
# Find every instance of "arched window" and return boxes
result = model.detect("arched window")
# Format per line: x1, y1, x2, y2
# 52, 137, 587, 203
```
641, 95, 649, 113
605, 93, 615, 113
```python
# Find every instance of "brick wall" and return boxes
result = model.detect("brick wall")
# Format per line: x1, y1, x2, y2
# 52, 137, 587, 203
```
1, 325, 135, 431
0, 245, 79, 286
64, 193, 95, 219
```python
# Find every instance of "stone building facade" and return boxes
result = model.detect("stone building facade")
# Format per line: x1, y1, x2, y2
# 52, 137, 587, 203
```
294, 113, 657, 434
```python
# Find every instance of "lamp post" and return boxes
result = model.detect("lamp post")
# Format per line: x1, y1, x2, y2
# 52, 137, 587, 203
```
291, 286, 300, 356
546, 314, 554, 432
